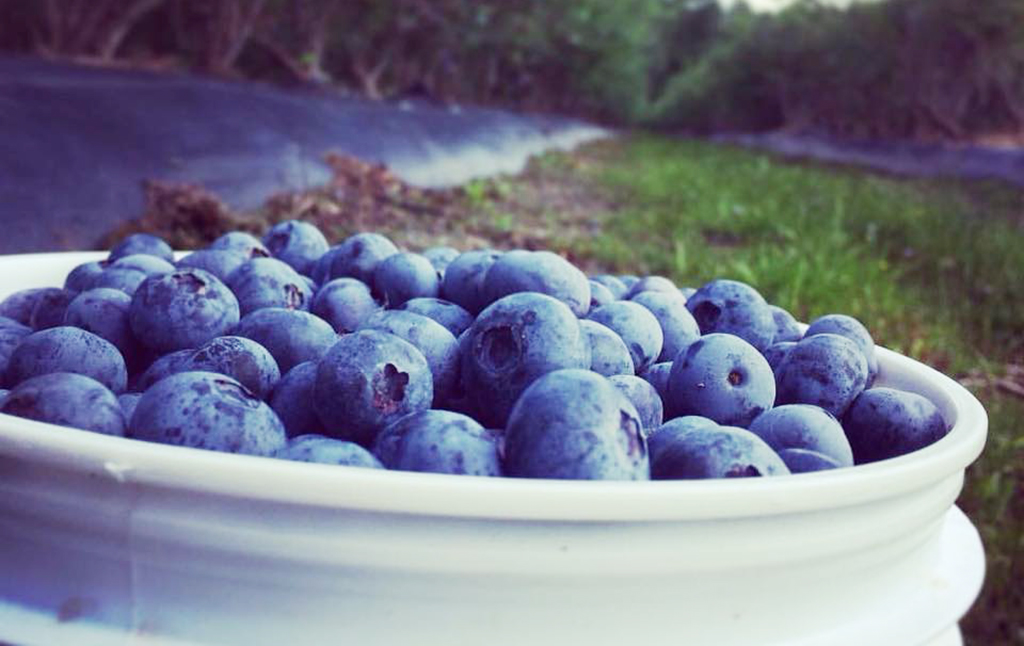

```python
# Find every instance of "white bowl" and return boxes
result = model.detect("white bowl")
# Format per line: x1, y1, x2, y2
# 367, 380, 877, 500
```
0, 252, 987, 646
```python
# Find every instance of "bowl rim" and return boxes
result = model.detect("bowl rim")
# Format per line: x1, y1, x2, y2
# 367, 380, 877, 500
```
0, 252, 989, 522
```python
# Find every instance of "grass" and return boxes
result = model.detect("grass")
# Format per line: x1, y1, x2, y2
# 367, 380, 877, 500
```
466, 134, 1024, 645
961, 391, 1024, 644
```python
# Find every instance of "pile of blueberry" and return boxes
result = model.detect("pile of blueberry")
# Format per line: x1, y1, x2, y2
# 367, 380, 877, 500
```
0, 224, 950, 480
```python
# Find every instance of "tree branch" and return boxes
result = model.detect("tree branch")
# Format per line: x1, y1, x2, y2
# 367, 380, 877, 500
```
98, 0, 166, 60
67, 0, 117, 55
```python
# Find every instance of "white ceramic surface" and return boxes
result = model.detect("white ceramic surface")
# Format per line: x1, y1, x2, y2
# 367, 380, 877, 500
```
0, 253, 989, 646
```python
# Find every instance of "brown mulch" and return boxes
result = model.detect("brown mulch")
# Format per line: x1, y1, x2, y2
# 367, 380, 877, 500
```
102, 153, 469, 251
100, 179, 256, 250
102, 143, 621, 261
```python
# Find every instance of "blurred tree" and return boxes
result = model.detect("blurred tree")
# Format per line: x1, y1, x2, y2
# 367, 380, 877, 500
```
250, 0, 343, 84
18, 0, 166, 60
201, 0, 267, 75
649, 0, 723, 101
317, 0, 468, 99
2, 0, 1021, 140
896, 0, 1024, 137
646, 0, 1024, 140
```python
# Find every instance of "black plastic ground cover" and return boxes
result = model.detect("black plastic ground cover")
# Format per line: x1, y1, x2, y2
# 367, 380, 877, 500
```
0, 56, 605, 253
715, 131, 1024, 190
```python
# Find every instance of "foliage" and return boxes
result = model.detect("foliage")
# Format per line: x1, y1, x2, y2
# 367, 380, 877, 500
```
646, 0, 1024, 139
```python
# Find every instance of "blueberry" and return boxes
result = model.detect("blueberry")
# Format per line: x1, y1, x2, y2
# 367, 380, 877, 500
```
118, 392, 142, 423
359, 310, 460, 406
311, 277, 382, 334
686, 279, 775, 352
776, 333, 868, 418
747, 404, 853, 467
64, 288, 145, 373
129, 268, 240, 354
311, 232, 398, 286
110, 254, 176, 277
176, 249, 249, 283
650, 424, 790, 479
503, 369, 648, 480
1, 372, 125, 436
435, 329, 476, 417
481, 250, 591, 317
843, 387, 949, 464
609, 374, 664, 437
108, 233, 174, 263
777, 448, 842, 473
262, 220, 329, 276
373, 410, 502, 476
92, 266, 149, 296
804, 314, 878, 387
579, 319, 634, 377
762, 340, 797, 401
7, 326, 127, 393
301, 274, 317, 293
421, 246, 460, 277
587, 280, 616, 314
226, 257, 312, 316
132, 348, 194, 392
646, 415, 718, 466
762, 341, 796, 376
400, 297, 474, 338
639, 361, 673, 415
276, 434, 383, 468
0, 289, 47, 326
372, 252, 440, 307
31, 289, 77, 330
587, 301, 664, 374
461, 292, 590, 428
19, 288, 77, 330
64, 260, 108, 292
667, 333, 775, 428
618, 275, 640, 289
0, 317, 32, 387
769, 305, 803, 343
439, 249, 502, 315
183, 336, 281, 400
630, 290, 700, 363
314, 329, 433, 447
233, 307, 337, 373
269, 361, 326, 437
208, 231, 270, 258
130, 371, 286, 455
623, 275, 679, 300
589, 274, 628, 299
